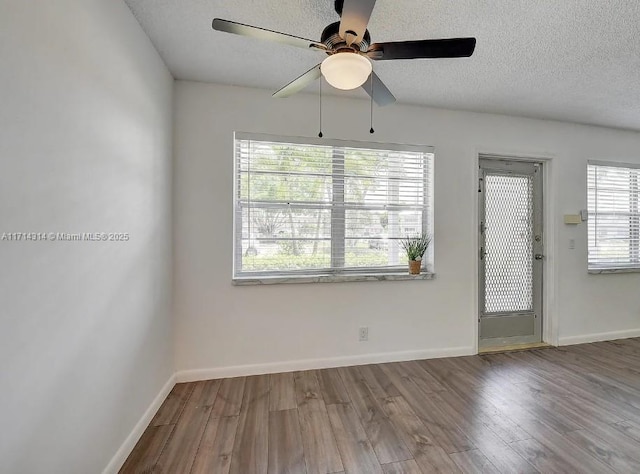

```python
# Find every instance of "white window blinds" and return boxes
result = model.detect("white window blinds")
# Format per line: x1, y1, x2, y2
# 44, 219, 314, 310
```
587, 162, 640, 270
234, 133, 434, 278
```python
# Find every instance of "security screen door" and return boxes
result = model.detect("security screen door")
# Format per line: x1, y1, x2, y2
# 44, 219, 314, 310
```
479, 158, 543, 349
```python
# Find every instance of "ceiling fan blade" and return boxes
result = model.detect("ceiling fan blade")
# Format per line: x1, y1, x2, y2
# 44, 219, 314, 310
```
273, 64, 322, 98
339, 0, 377, 45
368, 37, 476, 60
361, 71, 396, 107
212, 18, 323, 50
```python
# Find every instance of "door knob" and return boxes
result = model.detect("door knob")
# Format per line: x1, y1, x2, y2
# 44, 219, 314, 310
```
534, 254, 544, 260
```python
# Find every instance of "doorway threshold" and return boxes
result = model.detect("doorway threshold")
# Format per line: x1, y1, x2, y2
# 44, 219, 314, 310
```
479, 342, 552, 355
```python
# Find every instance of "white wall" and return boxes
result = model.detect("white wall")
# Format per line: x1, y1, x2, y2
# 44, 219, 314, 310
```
174, 80, 640, 376
0, 1, 173, 473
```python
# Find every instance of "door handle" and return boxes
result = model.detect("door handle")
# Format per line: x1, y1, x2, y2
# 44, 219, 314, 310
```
534, 254, 544, 260
480, 247, 487, 260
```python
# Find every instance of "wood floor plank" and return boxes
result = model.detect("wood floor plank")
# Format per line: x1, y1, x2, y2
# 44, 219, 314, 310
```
566, 428, 640, 472
512, 419, 616, 474
431, 387, 530, 444
415, 357, 455, 378
381, 396, 461, 474
527, 350, 640, 419
187, 379, 222, 409
571, 340, 640, 366
478, 353, 533, 385
297, 402, 344, 474
418, 358, 480, 392
151, 382, 194, 426
294, 370, 322, 406
516, 378, 625, 426
511, 376, 640, 465
479, 379, 584, 435
357, 364, 401, 400
547, 344, 640, 394
583, 372, 640, 410
607, 338, 640, 357
317, 368, 351, 405
569, 343, 640, 381
468, 436, 536, 474
567, 418, 640, 465
427, 391, 536, 474
270, 372, 297, 412
510, 438, 576, 473
212, 377, 247, 417
379, 363, 475, 454
191, 415, 239, 474
381, 459, 422, 474
119, 425, 174, 474
294, 371, 344, 474
449, 449, 500, 474
511, 351, 640, 425
338, 366, 412, 464
327, 403, 384, 474
268, 409, 306, 474
611, 419, 640, 442
395, 360, 446, 393
230, 375, 270, 474
519, 368, 640, 427
425, 357, 488, 388
155, 381, 214, 473
477, 442, 538, 474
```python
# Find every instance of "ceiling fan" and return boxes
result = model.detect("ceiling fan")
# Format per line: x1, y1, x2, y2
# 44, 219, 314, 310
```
212, 0, 476, 107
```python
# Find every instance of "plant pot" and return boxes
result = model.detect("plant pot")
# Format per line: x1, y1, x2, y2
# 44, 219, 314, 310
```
408, 260, 422, 275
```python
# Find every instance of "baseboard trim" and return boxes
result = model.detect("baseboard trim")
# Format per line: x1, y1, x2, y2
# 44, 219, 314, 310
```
102, 374, 176, 474
558, 328, 640, 346
175, 346, 474, 383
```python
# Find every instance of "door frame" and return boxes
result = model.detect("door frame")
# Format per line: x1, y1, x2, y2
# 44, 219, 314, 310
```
472, 151, 558, 354
478, 158, 543, 348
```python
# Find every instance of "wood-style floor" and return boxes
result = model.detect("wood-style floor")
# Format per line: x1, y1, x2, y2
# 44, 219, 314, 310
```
121, 338, 640, 473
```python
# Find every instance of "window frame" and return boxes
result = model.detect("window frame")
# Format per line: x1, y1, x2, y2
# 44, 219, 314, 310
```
587, 160, 640, 273
232, 132, 435, 283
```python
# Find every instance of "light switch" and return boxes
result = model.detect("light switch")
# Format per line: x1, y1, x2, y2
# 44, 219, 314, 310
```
569, 239, 575, 249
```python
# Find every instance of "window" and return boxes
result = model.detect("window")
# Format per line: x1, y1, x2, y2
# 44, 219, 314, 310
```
233, 133, 434, 281
587, 162, 640, 271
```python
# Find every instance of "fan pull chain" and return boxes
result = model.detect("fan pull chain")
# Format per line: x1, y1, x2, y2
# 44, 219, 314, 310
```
369, 73, 375, 134
318, 76, 323, 138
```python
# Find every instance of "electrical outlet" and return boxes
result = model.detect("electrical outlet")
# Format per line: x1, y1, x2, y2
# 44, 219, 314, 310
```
359, 327, 369, 342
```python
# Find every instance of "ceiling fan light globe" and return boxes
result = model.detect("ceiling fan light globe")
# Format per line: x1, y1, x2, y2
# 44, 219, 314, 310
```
321, 53, 372, 90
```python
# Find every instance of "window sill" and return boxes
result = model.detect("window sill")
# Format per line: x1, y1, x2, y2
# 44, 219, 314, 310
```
232, 272, 435, 286
588, 267, 640, 274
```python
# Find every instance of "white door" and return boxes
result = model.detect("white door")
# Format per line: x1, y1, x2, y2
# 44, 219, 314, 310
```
479, 157, 543, 349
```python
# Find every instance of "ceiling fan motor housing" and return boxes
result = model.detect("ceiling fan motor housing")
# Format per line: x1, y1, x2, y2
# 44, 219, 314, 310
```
321, 21, 370, 52
212, 0, 476, 106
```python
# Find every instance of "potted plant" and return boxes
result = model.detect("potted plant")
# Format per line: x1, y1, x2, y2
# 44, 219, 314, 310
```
400, 233, 432, 275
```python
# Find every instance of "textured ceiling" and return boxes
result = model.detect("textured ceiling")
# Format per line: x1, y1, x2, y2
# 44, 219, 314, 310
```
125, 0, 640, 131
